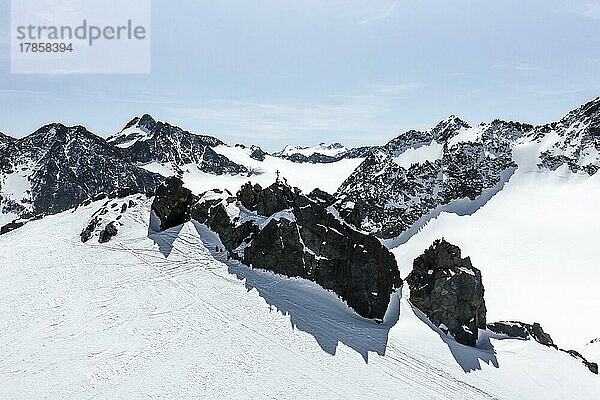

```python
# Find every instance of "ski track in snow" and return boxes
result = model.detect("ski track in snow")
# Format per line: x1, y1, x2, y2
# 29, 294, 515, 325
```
1, 199, 599, 399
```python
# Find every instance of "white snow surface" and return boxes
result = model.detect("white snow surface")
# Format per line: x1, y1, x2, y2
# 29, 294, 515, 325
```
1, 200, 599, 399
393, 140, 444, 169
276, 142, 348, 157
0, 161, 35, 219
108, 126, 152, 148
391, 167, 600, 349
140, 145, 363, 196
582, 340, 600, 365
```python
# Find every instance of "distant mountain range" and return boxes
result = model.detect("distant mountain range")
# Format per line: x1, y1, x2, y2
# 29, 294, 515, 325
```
0, 98, 598, 237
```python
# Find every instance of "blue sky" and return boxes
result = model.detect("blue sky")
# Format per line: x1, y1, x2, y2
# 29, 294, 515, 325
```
0, 0, 599, 151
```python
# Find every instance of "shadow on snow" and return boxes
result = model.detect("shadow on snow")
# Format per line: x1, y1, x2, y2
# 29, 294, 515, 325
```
149, 219, 505, 371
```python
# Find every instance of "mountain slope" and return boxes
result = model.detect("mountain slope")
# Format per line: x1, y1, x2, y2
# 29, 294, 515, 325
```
391, 167, 600, 348
1, 199, 598, 399
108, 114, 247, 175
0, 124, 161, 220
336, 99, 599, 239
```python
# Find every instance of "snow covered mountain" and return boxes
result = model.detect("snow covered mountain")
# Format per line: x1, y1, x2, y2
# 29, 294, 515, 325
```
108, 114, 248, 175
1, 98, 599, 399
335, 98, 600, 239
0, 123, 160, 226
275, 142, 348, 158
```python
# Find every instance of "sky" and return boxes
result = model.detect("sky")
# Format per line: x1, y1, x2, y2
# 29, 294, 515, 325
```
0, 0, 599, 151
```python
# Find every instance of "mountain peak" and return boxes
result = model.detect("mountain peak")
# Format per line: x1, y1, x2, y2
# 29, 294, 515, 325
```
431, 115, 470, 142
122, 114, 157, 133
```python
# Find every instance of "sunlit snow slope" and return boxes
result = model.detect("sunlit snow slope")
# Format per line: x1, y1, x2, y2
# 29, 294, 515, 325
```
1, 199, 598, 399
391, 143, 600, 349
142, 144, 363, 195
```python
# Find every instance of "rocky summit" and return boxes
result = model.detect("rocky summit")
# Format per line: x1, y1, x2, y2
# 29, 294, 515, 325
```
151, 176, 195, 230
407, 239, 486, 347
151, 178, 402, 321
107, 114, 247, 175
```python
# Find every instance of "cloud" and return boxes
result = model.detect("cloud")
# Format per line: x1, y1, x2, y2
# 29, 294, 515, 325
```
491, 63, 537, 71
0, 89, 64, 101
164, 90, 407, 147
366, 82, 427, 94
83, 91, 177, 105
508, 84, 600, 97
358, 2, 399, 25
559, 2, 600, 20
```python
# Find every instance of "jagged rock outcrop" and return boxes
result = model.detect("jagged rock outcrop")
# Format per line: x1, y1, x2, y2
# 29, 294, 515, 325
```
488, 321, 598, 374
487, 321, 554, 346
98, 222, 118, 243
237, 181, 297, 216
81, 194, 144, 243
407, 239, 486, 347
151, 178, 402, 320
108, 114, 247, 175
233, 182, 401, 319
249, 145, 268, 161
533, 97, 600, 175
308, 188, 336, 206
151, 176, 195, 230
0, 124, 161, 221
79, 195, 145, 243
336, 118, 523, 239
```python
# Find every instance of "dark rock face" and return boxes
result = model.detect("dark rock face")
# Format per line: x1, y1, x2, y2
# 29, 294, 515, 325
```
107, 114, 247, 175
0, 220, 26, 235
237, 181, 298, 216
0, 124, 161, 222
308, 188, 336, 207
179, 181, 402, 320
334, 198, 366, 229
249, 145, 267, 161
487, 321, 554, 347
151, 177, 194, 230
407, 239, 486, 347
98, 222, 118, 243
80, 216, 100, 242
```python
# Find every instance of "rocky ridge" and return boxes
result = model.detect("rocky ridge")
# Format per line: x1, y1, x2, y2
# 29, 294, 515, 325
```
108, 114, 248, 175
335, 99, 600, 239
151, 177, 402, 321
80, 193, 146, 243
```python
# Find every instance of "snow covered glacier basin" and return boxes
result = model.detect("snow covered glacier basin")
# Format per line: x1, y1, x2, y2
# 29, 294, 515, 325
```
1, 198, 599, 399
392, 166, 600, 350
